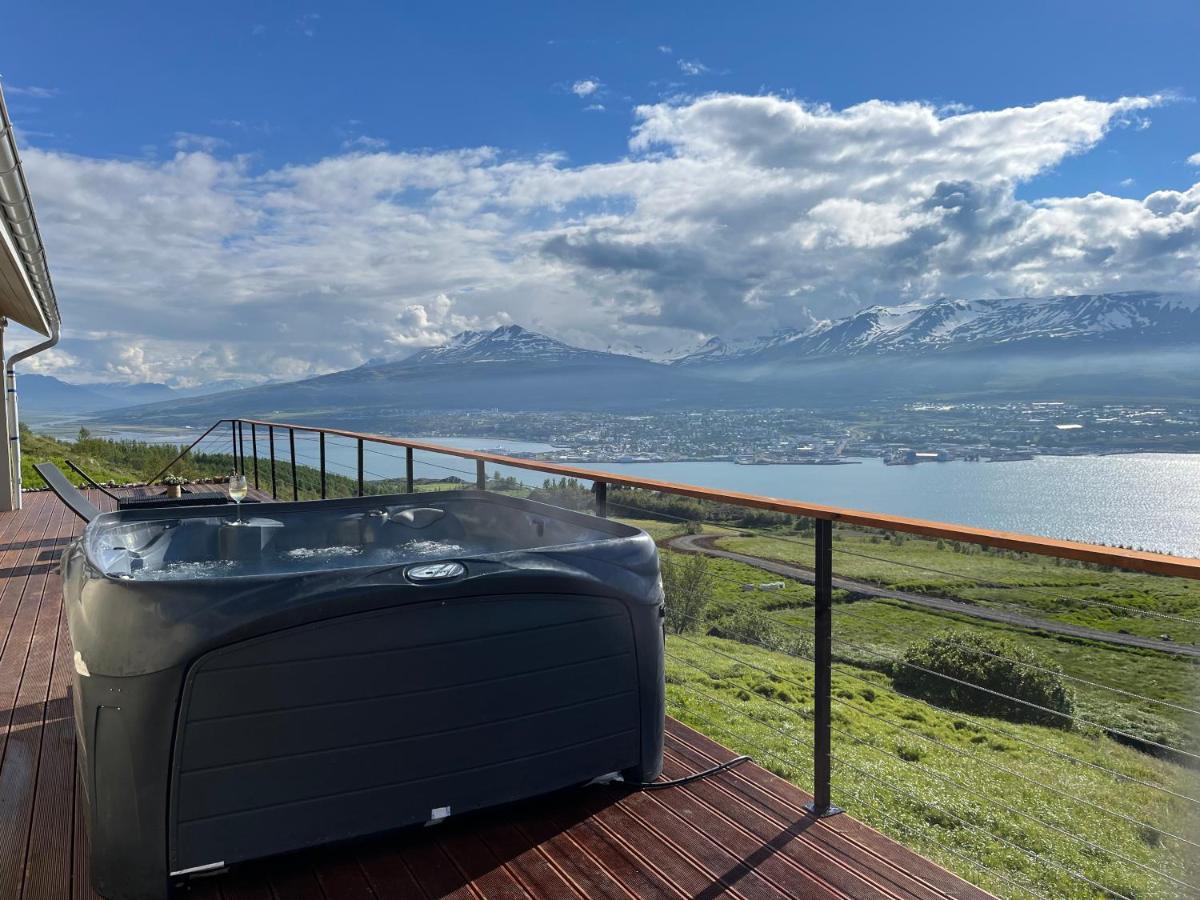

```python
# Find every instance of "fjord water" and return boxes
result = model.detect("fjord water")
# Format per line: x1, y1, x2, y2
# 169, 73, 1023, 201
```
587, 454, 1200, 558
360, 437, 1200, 557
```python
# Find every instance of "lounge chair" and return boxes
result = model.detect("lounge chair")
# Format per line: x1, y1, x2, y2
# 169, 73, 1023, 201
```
33, 462, 100, 523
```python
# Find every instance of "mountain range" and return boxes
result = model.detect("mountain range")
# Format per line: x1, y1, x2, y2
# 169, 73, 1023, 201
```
19, 375, 263, 417
670, 291, 1200, 366
81, 291, 1200, 426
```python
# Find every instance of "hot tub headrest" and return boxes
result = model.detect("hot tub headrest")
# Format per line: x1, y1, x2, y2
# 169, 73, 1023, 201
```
389, 507, 445, 529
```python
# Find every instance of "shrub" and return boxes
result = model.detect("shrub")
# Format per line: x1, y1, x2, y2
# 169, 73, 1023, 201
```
661, 552, 713, 634
708, 607, 812, 659
892, 631, 1075, 728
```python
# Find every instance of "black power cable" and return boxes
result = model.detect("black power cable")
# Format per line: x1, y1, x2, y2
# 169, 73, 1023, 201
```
626, 754, 753, 790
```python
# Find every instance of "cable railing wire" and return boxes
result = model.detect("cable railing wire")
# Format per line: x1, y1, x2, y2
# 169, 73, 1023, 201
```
667, 646, 815, 726
671, 618, 1200, 854
609, 495, 1200, 672
761, 524, 1200, 630
223, 430, 1176, 623
618, 498, 1200, 630
828, 629, 1200, 762
834, 791, 1052, 900
359, 443, 478, 479
666, 665, 815, 752
671, 524, 1199, 722
825, 680, 1200, 851
674, 623, 1199, 887
675, 601, 1200, 813
167, 423, 1199, 898
823, 706, 1197, 892
826, 661, 1200, 806
832, 603, 1200, 718
672, 570, 1197, 769
828, 750, 1132, 900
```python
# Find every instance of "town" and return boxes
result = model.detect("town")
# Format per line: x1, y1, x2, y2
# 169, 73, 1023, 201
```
318, 400, 1200, 464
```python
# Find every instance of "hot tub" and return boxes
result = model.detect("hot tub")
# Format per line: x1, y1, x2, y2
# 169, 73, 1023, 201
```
64, 490, 664, 900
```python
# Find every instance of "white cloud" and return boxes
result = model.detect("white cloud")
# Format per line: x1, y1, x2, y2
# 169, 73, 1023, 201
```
2, 84, 59, 99
571, 79, 601, 97
296, 12, 319, 37
677, 59, 709, 76
171, 132, 230, 152
342, 135, 389, 151
584, 104, 605, 113
657, 45, 673, 55
1188, 152, 1200, 166
16, 92, 1200, 384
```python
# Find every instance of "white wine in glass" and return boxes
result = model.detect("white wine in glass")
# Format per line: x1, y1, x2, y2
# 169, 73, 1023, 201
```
229, 473, 248, 523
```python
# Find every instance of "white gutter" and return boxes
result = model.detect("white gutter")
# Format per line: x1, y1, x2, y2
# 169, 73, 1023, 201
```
5, 323, 59, 505
0, 83, 62, 509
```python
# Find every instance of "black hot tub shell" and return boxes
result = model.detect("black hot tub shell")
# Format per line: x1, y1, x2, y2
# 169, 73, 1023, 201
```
63, 490, 665, 900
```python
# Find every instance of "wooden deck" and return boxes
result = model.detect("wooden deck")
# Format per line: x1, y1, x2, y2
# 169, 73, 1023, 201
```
1, 486, 992, 899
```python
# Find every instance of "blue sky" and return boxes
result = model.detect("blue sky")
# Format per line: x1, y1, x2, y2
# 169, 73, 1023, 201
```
2, 1, 1198, 384
7, 2, 1197, 190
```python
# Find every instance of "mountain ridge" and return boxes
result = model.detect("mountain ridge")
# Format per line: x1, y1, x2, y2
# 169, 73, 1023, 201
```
671, 291, 1200, 366
84, 291, 1200, 425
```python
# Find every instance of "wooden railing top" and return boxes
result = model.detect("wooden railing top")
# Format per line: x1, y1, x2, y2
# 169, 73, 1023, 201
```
201, 418, 1200, 580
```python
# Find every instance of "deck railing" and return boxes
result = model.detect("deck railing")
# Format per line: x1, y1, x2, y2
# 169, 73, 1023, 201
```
153, 417, 1200, 899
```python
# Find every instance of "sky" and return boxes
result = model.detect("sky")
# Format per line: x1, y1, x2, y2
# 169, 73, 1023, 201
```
2, 1, 1198, 386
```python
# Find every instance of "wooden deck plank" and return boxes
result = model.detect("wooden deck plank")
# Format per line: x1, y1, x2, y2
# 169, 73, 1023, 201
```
395, 837, 480, 900
666, 720, 992, 900
309, 847, 377, 900
660, 741, 928, 900
22, 512, 80, 900
0, 487, 994, 900
434, 830, 533, 900
0, 498, 68, 899
523, 795, 686, 899
471, 817, 591, 900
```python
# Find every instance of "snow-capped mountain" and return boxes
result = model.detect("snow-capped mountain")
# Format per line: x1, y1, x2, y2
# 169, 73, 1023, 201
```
100, 291, 1200, 426
399, 324, 635, 367
669, 328, 812, 365
674, 292, 1200, 366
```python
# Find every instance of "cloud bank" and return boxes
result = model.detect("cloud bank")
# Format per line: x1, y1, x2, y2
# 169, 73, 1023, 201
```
17, 92, 1200, 385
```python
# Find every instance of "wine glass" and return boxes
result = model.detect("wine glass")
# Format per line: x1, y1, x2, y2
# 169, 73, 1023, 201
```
229, 472, 248, 524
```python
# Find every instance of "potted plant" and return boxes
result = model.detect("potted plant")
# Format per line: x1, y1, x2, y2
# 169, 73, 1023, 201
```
161, 473, 186, 499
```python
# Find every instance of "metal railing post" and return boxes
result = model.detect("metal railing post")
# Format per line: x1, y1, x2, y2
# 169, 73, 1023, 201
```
289, 428, 298, 501
319, 431, 327, 499
237, 421, 245, 474
230, 420, 237, 468
405, 447, 414, 493
594, 481, 608, 517
250, 424, 259, 489
807, 517, 841, 817
268, 425, 277, 499
357, 438, 364, 497
475, 459, 486, 490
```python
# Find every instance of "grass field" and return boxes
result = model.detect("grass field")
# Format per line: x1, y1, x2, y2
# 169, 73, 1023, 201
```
665, 634, 1198, 900
637, 521, 1200, 897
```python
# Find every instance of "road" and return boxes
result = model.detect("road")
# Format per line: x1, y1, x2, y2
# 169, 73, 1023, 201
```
666, 533, 1200, 658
